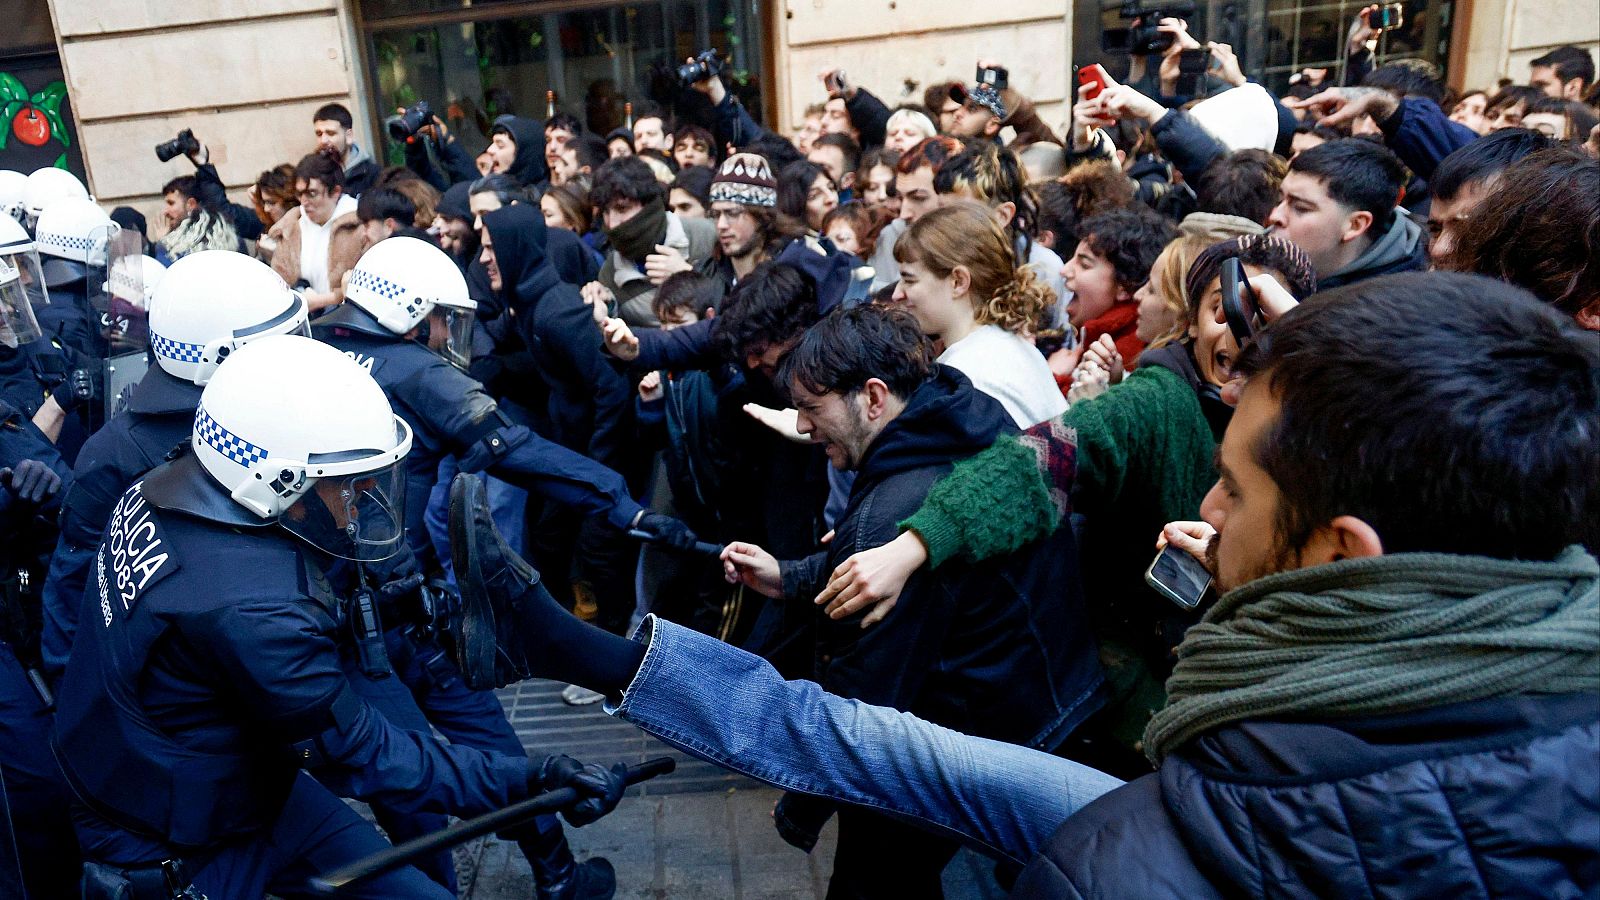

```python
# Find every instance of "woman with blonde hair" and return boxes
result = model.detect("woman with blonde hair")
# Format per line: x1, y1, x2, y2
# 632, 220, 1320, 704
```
1133, 215, 1264, 350
891, 200, 1065, 426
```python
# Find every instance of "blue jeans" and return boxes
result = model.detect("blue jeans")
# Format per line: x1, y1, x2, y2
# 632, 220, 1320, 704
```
607, 617, 1124, 864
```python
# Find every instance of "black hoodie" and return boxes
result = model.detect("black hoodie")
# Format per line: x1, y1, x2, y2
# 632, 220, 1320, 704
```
489, 116, 549, 190
482, 204, 630, 469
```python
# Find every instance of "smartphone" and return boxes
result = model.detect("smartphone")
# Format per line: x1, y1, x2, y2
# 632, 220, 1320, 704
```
1078, 64, 1110, 101
1145, 544, 1213, 610
1176, 48, 1209, 96
1220, 257, 1261, 346
976, 64, 1010, 92
1365, 3, 1404, 31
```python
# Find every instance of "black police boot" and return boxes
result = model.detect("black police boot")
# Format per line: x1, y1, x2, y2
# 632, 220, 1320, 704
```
448, 472, 544, 690
517, 824, 617, 900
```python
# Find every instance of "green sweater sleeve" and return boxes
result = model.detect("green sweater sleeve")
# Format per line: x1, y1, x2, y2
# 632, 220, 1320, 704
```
901, 421, 1074, 568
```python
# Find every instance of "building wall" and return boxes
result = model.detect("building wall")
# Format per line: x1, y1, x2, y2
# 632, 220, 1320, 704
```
773, 0, 1073, 141
43, 0, 371, 229
1458, 0, 1599, 91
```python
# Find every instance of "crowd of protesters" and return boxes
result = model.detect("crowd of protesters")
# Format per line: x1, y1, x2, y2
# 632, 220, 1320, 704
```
0, 9, 1596, 899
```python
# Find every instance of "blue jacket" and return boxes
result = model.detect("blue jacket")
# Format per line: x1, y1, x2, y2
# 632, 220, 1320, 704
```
1013, 692, 1600, 898
1380, 96, 1480, 182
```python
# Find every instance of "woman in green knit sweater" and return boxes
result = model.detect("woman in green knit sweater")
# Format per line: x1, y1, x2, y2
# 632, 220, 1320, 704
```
816, 234, 1317, 773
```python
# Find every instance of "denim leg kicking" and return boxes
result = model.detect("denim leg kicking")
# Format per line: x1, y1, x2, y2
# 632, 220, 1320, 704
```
607, 616, 1124, 864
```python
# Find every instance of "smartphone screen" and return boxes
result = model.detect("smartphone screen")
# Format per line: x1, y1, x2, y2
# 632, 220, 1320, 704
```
1145, 545, 1213, 610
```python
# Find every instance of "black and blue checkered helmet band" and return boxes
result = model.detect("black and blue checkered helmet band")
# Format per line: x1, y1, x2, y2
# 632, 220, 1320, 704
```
195, 406, 269, 467
151, 331, 204, 364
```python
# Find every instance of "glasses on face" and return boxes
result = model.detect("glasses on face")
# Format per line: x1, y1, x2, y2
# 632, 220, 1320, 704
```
712, 207, 750, 223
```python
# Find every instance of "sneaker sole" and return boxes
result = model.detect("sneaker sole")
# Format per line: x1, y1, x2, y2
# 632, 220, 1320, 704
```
449, 472, 499, 691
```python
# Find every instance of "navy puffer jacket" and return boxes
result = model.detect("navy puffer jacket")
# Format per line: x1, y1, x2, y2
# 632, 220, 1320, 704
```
1013, 693, 1600, 898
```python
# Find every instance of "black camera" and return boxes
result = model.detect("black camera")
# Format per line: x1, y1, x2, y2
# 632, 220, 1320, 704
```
676, 50, 725, 87
1113, 0, 1198, 55
154, 129, 200, 163
386, 100, 432, 142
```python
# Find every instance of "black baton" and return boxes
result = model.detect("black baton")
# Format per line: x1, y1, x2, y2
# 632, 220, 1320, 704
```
304, 756, 676, 895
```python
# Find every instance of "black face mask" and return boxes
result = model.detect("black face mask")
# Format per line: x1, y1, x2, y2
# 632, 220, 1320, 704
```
603, 197, 668, 263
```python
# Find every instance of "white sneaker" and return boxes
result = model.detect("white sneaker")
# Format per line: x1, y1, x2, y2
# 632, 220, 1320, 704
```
561, 684, 606, 706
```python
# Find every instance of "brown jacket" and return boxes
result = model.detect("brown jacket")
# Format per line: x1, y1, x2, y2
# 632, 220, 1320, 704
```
266, 205, 367, 306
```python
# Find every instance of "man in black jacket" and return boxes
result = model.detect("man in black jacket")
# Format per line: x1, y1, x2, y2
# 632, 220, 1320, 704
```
479, 204, 637, 634
722, 306, 1104, 898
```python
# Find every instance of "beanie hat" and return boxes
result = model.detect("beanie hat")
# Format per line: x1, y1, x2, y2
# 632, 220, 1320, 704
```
1185, 234, 1317, 312
710, 153, 777, 208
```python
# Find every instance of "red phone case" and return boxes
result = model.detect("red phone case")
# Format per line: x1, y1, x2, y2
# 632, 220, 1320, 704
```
1079, 65, 1108, 101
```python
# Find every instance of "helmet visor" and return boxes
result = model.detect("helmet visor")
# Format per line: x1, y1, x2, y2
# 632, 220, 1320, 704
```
0, 259, 43, 348
427, 305, 475, 370
281, 459, 409, 562
0, 246, 48, 311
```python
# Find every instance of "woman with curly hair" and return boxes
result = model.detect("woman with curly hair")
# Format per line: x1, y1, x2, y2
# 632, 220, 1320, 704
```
890, 200, 1064, 427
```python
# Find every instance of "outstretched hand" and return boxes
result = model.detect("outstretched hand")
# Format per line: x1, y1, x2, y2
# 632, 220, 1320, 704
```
812, 530, 929, 628
1289, 86, 1398, 129
601, 317, 639, 361
721, 542, 785, 598
743, 404, 814, 444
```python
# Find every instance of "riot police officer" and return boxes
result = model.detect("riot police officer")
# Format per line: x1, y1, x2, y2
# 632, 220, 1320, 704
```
33, 195, 113, 360
54, 335, 628, 899
314, 235, 699, 899
40, 250, 311, 682
0, 397, 75, 900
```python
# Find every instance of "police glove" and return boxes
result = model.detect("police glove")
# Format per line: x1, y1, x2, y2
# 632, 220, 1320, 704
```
531, 754, 627, 827
50, 368, 95, 414
1, 460, 62, 504
630, 511, 701, 553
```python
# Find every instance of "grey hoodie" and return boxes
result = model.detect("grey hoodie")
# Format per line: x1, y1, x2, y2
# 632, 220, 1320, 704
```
1320, 208, 1428, 289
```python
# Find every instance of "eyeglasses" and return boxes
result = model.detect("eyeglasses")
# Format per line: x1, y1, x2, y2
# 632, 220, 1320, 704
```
711, 207, 751, 223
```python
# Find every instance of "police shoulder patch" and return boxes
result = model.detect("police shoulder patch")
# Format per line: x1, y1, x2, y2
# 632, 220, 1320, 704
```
96, 481, 180, 626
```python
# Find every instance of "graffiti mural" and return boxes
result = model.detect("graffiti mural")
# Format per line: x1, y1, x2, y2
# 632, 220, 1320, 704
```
0, 58, 84, 177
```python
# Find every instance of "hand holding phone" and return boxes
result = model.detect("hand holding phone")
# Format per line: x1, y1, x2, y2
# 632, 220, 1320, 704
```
976, 63, 1010, 91
1365, 2, 1404, 30
1145, 544, 1213, 609
1078, 64, 1110, 102
1220, 256, 1262, 346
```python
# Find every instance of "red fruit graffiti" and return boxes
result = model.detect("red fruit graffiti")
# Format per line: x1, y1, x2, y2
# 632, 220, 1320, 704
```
1, 74, 70, 151
11, 106, 49, 146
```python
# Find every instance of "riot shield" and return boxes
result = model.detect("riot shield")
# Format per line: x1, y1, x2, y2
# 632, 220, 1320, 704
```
99, 230, 152, 358
0, 221, 47, 315
0, 254, 44, 350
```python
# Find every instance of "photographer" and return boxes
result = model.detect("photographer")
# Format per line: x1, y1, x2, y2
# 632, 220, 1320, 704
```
682, 52, 779, 154
947, 60, 1062, 148
388, 102, 480, 193
153, 131, 264, 257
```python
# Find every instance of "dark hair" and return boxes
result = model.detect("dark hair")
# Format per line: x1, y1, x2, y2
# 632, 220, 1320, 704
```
1293, 122, 1346, 143
1363, 60, 1446, 106
777, 160, 836, 224
1531, 45, 1597, 90
932, 142, 1039, 249
777, 304, 935, 403
356, 187, 415, 225
670, 165, 714, 208
1195, 149, 1288, 225
605, 127, 635, 151
1076, 206, 1179, 291
1446, 147, 1599, 319
1525, 96, 1600, 141
162, 175, 197, 199
568, 135, 609, 172
253, 164, 298, 224
712, 263, 819, 363
1485, 85, 1544, 120
857, 147, 899, 186
545, 112, 583, 136
591, 156, 666, 210
543, 183, 593, 233
674, 125, 718, 162
1058, 160, 1135, 219
1232, 272, 1600, 560
312, 103, 353, 130
1430, 127, 1554, 201
294, 151, 345, 193
923, 81, 961, 113
812, 132, 861, 175
1287, 139, 1406, 220
652, 272, 725, 322
1035, 181, 1077, 250
820, 201, 890, 259
469, 172, 530, 206
894, 136, 964, 176
743, 133, 804, 172
1182, 234, 1318, 322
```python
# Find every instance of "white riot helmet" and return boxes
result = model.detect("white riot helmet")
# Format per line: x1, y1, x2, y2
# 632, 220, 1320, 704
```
36, 197, 117, 296
0, 215, 47, 312
109, 254, 166, 312
182, 334, 413, 559
147, 250, 310, 385
0, 170, 27, 223
345, 236, 478, 368
23, 167, 90, 228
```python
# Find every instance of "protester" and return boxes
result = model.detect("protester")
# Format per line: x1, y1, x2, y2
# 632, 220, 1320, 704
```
777, 160, 839, 234
1425, 127, 1552, 263
251, 163, 299, 229
1528, 45, 1596, 100
266, 151, 364, 311
632, 112, 672, 156
668, 166, 713, 219
1265, 138, 1424, 286
673, 125, 718, 170
1061, 207, 1178, 371
587, 156, 718, 327
808, 132, 860, 195
312, 102, 379, 197
819, 201, 885, 260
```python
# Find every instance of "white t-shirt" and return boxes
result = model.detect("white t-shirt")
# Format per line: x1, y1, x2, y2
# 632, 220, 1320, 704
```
298, 193, 358, 294
938, 324, 1067, 428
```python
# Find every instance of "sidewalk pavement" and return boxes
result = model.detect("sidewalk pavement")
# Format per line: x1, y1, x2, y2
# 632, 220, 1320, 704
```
451, 678, 1008, 899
